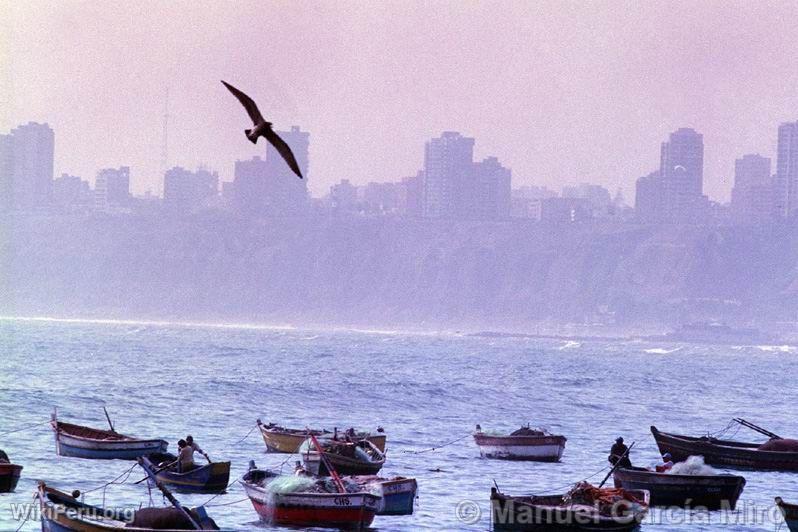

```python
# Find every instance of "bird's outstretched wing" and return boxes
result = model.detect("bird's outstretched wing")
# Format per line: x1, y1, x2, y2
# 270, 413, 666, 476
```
221, 80, 265, 125
264, 129, 303, 179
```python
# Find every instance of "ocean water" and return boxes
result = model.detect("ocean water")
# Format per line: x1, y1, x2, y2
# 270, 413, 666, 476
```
0, 317, 796, 531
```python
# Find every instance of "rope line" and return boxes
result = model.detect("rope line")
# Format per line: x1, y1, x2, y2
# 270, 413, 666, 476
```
0, 420, 51, 437
400, 433, 471, 454
206, 497, 249, 508
81, 463, 138, 495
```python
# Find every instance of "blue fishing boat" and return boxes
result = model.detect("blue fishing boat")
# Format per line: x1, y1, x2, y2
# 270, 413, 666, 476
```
138, 453, 231, 494
51, 414, 168, 460
350, 475, 417, 515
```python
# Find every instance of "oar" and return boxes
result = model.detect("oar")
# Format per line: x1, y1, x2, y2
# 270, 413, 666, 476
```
307, 432, 346, 494
598, 441, 635, 488
733, 418, 782, 440
103, 407, 116, 433
152, 479, 202, 530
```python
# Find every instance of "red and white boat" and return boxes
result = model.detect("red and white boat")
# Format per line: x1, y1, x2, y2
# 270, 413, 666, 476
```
240, 467, 380, 530
474, 424, 567, 462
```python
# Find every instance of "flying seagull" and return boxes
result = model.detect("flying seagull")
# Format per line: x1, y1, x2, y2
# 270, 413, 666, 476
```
221, 80, 303, 179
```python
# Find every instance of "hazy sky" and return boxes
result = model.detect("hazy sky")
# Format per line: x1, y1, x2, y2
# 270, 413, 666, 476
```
3, 1, 798, 201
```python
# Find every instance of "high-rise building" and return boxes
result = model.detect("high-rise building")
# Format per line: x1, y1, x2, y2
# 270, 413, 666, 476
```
9, 122, 54, 210
423, 131, 475, 218
329, 179, 358, 212
422, 132, 510, 219
233, 126, 310, 216
457, 156, 511, 220
730, 154, 773, 224
95, 166, 130, 212
659, 127, 705, 222
163, 166, 219, 213
775, 121, 798, 218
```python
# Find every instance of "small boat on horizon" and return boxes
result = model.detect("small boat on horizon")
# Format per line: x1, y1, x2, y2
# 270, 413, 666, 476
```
776, 497, 798, 532
474, 424, 566, 462
256, 419, 386, 453
51, 411, 168, 460
302, 438, 386, 476
490, 482, 649, 531
138, 453, 231, 494
613, 465, 745, 509
652, 422, 798, 472
36, 481, 219, 530
240, 465, 380, 529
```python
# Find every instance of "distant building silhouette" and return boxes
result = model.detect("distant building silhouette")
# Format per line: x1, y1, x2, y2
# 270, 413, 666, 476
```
539, 197, 591, 223
95, 166, 130, 212
8, 122, 54, 211
730, 154, 773, 224
0, 134, 12, 212
775, 121, 798, 218
659, 127, 707, 222
635, 170, 663, 222
401, 171, 424, 218
233, 126, 309, 217
422, 132, 510, 220
163, 166, 219, 213
329, 179, 358, 213
362, 181, 401, 214
563, 183, 612, 217
53, 173, 91, 211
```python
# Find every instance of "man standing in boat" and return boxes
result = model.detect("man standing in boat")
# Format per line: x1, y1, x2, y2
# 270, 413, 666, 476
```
609, 437, 632, 468
186, 435, 211, 463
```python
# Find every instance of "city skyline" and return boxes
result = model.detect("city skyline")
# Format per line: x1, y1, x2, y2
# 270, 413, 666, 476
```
5, 2, 798, 201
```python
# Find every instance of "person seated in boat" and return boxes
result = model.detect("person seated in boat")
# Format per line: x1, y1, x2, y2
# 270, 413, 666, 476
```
655, 453, 674, 473
175, 439, 197, 473
608, 437, 632, 468
185, 435, 211, 463
0, 449, 9, 464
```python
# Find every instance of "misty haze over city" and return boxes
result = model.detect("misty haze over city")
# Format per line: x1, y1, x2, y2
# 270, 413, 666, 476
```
4, 1, 798, 340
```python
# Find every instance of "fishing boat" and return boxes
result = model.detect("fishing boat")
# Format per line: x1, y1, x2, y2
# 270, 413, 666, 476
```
613, 466, 745, 509
490, 483, 650, 531
0, 462, 22, 492
349, 475, 417, 515
474, 424, 567, 462
36, 481, 219, 530
652, 423, 798, 471
240, 466, 380, 529
138, 453, 231, 494
51, 413, 168, 460
302, 438, 386, 476
256, 419, 387, 453
776, 497, 798, 532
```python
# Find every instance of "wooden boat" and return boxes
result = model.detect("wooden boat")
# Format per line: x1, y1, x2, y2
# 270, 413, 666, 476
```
302, 438, 386, 476
51, 412, 168, 460
474, 425, 566, 462
651, 425, 798, 471
256, 419, 387, 453
490, 484, 649, 531
0, 462, 22, 492
36, 481, 219, 530
240, 467, 380, 529
138, 453, 231, 494
349, 475, 417, 515
613, 466, 745, 509
776, 497, 798, 532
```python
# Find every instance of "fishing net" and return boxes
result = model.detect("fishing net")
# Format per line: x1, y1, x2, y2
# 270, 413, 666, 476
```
264, 476, 317, 494
668, 455, 717, 476
566, 482, 646, 516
